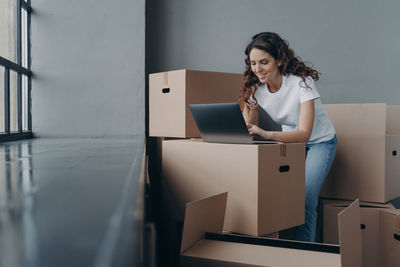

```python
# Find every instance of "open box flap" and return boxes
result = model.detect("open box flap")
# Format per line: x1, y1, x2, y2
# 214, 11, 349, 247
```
338, 199, 362, 267
180, 192, 228, 253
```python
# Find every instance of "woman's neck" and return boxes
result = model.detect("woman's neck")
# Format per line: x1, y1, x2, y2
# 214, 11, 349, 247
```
267, 74, 283, 93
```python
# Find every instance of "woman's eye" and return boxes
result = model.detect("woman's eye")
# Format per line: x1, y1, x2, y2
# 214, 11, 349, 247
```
262, 61, 268, 65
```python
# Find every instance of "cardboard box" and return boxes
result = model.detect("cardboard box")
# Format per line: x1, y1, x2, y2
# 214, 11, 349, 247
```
323, 199, 394, 267
320, 103, 400, 203
180, 192, 362, 267
380, 209, 400, 267
162, 139, 305, 236
149, 69, 242, 138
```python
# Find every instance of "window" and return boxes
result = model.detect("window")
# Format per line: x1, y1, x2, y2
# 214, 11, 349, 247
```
0, 0, 32, 141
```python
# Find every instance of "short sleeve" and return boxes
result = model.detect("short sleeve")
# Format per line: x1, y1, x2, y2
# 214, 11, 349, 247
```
299, 77, 320, 103
249, 92, 258, 106
249, 85, 262, 105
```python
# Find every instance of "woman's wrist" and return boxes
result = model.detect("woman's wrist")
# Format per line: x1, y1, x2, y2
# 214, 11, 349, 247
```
261, 129, 273, 140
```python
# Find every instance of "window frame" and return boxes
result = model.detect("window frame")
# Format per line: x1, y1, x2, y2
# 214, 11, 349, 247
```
0, 0, 32, 142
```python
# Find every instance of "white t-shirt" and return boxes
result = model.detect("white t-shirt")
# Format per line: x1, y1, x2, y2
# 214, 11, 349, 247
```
252, 74, 335, 144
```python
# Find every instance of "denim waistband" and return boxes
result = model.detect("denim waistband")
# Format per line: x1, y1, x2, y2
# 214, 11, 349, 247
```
307, 134, 337, 148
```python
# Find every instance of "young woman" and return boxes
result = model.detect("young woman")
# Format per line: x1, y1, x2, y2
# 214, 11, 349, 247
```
239, 32, 337, 242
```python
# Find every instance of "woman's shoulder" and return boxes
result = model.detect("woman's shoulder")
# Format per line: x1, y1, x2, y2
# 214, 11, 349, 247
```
286, 74, 315, 89
286, 74, 314, 82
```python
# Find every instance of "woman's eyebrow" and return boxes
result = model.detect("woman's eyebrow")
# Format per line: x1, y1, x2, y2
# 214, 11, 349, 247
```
250, 58, 269, 62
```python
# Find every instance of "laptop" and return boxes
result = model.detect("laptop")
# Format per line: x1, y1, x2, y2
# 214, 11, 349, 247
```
189, 102, 277, 144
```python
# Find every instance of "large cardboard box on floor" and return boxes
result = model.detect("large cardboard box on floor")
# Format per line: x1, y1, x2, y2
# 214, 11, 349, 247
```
320, 103, 400, 203
322, 199, 394, 267
149, 69, 242, 138
380, 209, 400, 267
162, 139, 305, 237
180, 192, 362, 267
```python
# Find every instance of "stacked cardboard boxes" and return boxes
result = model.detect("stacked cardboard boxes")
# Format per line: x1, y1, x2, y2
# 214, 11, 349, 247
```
149, 69, 243, 266
319, 103, 400, 267
150, 69, 318, 266
151, 72, 400, 265
150, 69, 306, 232
149, 70, 361, 266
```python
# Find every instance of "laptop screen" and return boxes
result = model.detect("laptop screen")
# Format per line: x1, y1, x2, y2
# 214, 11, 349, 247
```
189, 102, 256, 144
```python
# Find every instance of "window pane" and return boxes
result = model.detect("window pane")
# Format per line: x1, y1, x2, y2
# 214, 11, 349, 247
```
22, 74, 28, 131
0, 0, 17, 62
22, 8, 28, 69
10, 70, 17, 132
0, 66, 4, 133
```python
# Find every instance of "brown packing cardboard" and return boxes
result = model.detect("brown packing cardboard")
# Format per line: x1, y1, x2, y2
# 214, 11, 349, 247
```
322, 199, 394, 267
149, 69, 242, 138
180, 193, 362, 267
162, 139, 305, 236
379, 209, 400, 267
320, 103, 400, 203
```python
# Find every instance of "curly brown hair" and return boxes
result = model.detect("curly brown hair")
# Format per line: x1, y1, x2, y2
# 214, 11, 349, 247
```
238, 32, 320, 109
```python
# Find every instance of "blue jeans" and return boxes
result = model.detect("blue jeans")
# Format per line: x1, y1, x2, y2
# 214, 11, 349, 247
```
291, 135, 337, 242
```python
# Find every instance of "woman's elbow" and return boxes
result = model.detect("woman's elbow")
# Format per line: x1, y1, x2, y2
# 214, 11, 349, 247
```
301, 130, 312, 143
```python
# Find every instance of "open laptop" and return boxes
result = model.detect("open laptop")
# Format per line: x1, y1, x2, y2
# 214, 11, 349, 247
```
189, 102, 277, 144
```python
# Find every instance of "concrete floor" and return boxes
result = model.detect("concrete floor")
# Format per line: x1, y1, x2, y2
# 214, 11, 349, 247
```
0, 136, 145, 267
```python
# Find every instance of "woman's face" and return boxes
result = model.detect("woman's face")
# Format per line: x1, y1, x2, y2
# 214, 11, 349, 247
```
249, 48, 282, 85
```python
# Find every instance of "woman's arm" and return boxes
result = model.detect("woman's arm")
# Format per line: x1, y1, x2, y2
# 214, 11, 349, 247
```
247, 99, 315, 143
242, 104, 258, 126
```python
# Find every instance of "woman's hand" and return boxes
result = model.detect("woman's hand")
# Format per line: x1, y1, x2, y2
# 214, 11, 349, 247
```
247, 123, 272, 140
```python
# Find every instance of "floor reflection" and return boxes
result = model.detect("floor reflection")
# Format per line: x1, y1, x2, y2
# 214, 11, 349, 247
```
0, 137, 145, 267
0, 141, 40, 267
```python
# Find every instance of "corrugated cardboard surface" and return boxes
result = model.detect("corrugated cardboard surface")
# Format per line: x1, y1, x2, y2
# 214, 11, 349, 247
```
182, 239, 341, 267
149, 70, 187, 137
380, 209, 400, 267
386, 135, 400, 201
162, 139, 259, 229
320, 103, 400, 203
386, 106, 400, 134
323, 200, 394, 267
162, 139, 305, 236
181, 256, 264, 267
149, 69, 242, 138
337, 199, 362, 267
257, 143, 305, 235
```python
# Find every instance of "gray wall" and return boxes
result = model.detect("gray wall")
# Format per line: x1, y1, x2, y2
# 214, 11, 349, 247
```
32, 0, 145, 138
147, 0, 400, 105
